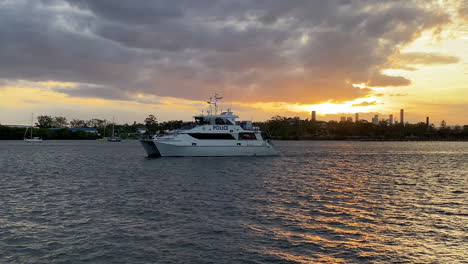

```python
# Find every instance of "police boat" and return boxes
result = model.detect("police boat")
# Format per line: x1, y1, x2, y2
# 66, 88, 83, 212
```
140, 94, 277, 157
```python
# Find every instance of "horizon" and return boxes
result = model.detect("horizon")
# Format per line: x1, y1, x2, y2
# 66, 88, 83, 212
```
1, 1, 467, 126
3, 110, 466, 128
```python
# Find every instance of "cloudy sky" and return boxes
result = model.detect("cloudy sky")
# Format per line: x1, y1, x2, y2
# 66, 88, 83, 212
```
1, 0, 467, 125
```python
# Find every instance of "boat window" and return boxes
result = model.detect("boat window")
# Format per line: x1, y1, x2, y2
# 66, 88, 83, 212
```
195, 117, 209, 125
225, 119, 234, 125
215, 118, 225, 125
188, 133, 235, 140
240, 121, 253, 130
238, 132, 257, 140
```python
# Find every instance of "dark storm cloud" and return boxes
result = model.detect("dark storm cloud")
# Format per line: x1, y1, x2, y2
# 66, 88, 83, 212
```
52, 84, 130, 101
0, 0, 456, 103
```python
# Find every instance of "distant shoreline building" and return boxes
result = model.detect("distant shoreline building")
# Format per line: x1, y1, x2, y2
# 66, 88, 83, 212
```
400, 109, 404, 124
311, 111, 316, 121
372, 114, 379, 125
355, 113, 359, 122
389, 114, 394, 124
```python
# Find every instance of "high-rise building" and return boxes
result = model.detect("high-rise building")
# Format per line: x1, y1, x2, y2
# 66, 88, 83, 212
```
389, 114, 394, 124
355, 113, 359, 122
372, 114, 379, 125
311, 111, 316, 121
400, 109, 404, 124
347, 117, 353, 122
340, 116, 346, 122
426, 116, 429, 126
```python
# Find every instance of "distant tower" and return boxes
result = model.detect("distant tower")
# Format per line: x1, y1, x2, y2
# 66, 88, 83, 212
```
347, 117, 353, 122
340, 116, 346, 122
311, 111, 316, 122
372, 114, 379, 125
426, 116, 429, 126
389, 114, 394, 124
355, 113, 359, 122
400, 109, 404, 124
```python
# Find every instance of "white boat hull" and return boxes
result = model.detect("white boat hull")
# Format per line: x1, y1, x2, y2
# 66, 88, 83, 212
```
24, 139, 43, 142
140, 139, 277, 157
139, 105, 278, 157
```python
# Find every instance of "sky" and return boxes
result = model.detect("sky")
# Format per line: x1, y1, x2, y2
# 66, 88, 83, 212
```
0, 0, 467, 126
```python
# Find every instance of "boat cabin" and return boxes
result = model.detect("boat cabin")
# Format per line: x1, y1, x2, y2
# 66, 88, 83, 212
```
194, 111, 238, 126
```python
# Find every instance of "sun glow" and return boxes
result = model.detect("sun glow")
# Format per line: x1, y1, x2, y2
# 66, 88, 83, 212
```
291, 97, 380, 115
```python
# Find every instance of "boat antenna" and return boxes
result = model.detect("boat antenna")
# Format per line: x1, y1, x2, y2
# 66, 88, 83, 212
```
207, 97, 213, 115
214, 93, 223, 115
31, 113, 33, 139
229, 88, 233, 111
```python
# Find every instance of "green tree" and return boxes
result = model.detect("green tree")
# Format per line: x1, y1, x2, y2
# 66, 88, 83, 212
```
53, 116, 68, 128
70, 119, 87, 128
144, 114, 159, 132
36, 115, 54, 128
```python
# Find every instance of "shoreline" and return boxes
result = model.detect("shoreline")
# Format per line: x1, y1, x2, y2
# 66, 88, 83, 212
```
1, 138, 467, 142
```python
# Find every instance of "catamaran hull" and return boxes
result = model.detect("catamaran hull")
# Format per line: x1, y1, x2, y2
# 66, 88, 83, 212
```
140, 140, 162, 157
140, 139, 277, 157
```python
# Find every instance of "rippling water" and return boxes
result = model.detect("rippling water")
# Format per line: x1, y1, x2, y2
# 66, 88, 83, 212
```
0, 140, 467, 263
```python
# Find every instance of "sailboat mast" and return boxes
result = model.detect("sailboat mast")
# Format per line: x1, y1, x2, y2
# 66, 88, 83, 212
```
112, 116, 115, 137
31, 113, 33, 138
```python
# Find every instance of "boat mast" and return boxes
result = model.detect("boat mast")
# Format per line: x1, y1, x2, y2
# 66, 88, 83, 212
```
112, 116, 115, 137
207, 97, 213, 116
31, 113, 33, 139
214, 93, 223, 115
206, 93, 223, 115
23, 126, 28, 139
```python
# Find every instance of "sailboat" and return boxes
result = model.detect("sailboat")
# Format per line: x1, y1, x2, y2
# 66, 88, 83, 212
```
24, 113, 43, 142
96, 123, 107, 141
107, 116, 122, 142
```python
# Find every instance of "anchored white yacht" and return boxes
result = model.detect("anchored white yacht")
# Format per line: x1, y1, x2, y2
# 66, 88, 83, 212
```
140, 95, 277, 157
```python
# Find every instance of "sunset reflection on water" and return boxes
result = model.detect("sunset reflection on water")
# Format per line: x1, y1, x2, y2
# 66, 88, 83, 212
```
0, 140, 466, 263
241, 141, 467, 263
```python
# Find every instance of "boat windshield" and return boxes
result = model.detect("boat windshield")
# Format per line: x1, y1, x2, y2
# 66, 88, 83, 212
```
195, 117, 209, 125
215, 118, 226, 125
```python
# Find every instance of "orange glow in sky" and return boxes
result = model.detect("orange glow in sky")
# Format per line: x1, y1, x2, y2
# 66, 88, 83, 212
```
0, 0, 467, 125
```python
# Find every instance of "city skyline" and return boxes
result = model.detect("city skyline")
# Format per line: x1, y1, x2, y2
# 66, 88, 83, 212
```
312, 109, 453, 127
0, 0, 467, 125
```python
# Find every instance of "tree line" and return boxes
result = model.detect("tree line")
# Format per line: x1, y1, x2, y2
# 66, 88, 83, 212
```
34, 116, 109, 129
0, 114, 185, 140
1, 114, 467, 140
255, 116, 468, 140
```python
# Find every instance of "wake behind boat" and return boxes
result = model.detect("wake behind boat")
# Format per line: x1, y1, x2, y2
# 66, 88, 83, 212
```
140, 94, 277, 157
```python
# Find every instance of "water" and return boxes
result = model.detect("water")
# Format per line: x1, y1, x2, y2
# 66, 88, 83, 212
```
0, 140, 467, 263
